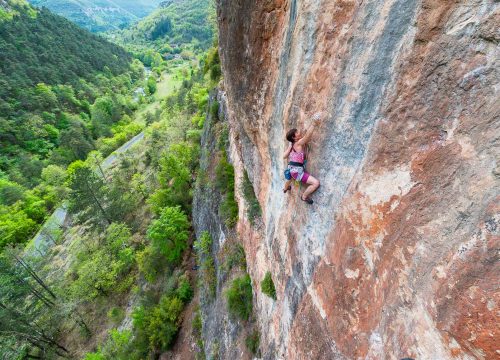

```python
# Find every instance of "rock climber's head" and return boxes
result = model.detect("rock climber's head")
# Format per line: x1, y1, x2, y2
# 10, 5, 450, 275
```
286, 128, 301, 143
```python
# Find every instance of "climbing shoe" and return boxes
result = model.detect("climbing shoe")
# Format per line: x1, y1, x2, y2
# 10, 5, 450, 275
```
301, 196, 313, 204
283, 185, 292, 193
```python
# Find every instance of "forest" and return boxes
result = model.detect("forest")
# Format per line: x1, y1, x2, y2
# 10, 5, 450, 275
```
0, 0, 224, 358
27, 0, 163, 32
109, 0, 215, 55
0, 1, 146, 249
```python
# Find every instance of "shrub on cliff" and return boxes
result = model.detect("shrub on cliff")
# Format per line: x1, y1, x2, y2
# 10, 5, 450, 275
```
225, 274, 253, 320
216, 151, 238, 228
204, 46, 221, 82
210, 100, 219, 121
245, 329, 260, 355
242, 170, 261, 225
261, 271, 276, 300
221, 242, 246, 275
194, 231, 216, 299
192, 306, 206, 358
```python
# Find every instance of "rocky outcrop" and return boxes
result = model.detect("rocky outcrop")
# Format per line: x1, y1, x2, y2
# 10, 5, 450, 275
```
214, 0, 499, 359
193, 91, 253, 359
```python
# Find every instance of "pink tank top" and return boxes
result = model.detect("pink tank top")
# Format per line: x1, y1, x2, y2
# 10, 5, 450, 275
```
289, 146, 305, 163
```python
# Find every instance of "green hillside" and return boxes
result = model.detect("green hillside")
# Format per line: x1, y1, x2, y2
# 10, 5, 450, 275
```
0, 0, 224, 358
110, 0, 214, 53
27, 0, 163, 32
0, 0, 148, 248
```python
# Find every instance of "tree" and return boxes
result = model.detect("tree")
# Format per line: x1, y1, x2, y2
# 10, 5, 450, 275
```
0, 210, 37, 249
0, 179, 26, 206
41, 165, 67, 187
66, 160, 111, 225
146, 206, 189, 265
70, 223, 134, 300
131, 173, 149, 199
91, 97, 114, 138
59, 119, 95, 162
148, 143, 198, 214
150, 16, 172, 40
147, 77, 157, 95
34, 83, 58, 110
0, 250, 69, 357
86, 151, 106, 179
147, 296, 183, 351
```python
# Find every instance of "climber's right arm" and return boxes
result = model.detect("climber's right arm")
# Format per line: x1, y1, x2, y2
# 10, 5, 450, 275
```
297, 113, 322, 145
283, 143, 292, 159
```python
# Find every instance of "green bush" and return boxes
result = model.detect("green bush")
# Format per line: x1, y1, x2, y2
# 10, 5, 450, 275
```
210, 64, 221, 82
210, 100, 219, 121
194, 231, 212, 256
242, 171, 261, 225
102, 329, 133, 360
216, 152, 238, 228
216, 123, 229, 151
192, 307, 202, 333
146, 206, 190, 265
226, 274, 252, 320
194, 231, 216, 299
245, 330, 260, 355
137, 245, 165, 283
147, 77, 157, 95
148, 142, 199, 214
83, 329, 133, 360
132, 294, 184, 353
147, 296, 184, 351
107, 307, 126, 325
84, 353, 105, 360
221, 243, 246, 274
69, 223, 135, 300
261, 271, 276, 300
176, 275, 194, 303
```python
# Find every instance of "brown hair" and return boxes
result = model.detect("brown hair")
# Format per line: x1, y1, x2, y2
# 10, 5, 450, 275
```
286, 128, 298, 143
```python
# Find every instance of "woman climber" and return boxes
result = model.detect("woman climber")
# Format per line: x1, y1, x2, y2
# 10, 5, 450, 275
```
282, 112, 322, 204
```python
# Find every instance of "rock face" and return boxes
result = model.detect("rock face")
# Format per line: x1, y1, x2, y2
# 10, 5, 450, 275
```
193, 92, 239, 359
212, 0, 499, 359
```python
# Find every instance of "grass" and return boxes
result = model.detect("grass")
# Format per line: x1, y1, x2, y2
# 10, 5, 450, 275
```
136, 71, 183, 122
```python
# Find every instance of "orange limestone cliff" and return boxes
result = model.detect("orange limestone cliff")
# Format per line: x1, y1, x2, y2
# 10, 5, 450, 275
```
212, 0, 499, 359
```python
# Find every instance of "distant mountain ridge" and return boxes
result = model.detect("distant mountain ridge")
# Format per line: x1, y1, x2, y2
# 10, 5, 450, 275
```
27, 0, 163, 32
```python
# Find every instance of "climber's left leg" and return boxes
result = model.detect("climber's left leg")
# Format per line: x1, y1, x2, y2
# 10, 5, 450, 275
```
301, 174, 320, 203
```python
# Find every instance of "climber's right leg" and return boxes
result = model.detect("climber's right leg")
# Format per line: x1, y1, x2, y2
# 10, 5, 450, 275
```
283, 179, 293, 193
301, 175, 320, 204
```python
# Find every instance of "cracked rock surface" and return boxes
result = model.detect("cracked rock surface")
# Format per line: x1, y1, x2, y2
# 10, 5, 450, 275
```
211, 0, 499, 359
